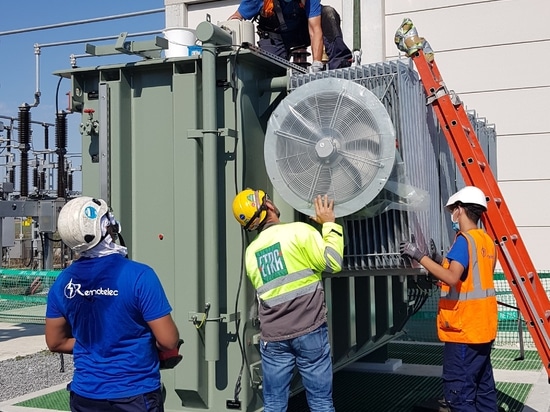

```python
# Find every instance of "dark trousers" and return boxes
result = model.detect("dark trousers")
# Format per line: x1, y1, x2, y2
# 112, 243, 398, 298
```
442, 342, 497, 412
69, 388, 164, 412
258, 6, 351, 70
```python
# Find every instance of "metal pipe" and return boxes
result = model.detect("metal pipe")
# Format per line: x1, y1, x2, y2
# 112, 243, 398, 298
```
0, 115, 53, 127
258, 76, 288, 93
195, 20, 232, 397
43, 234, 53, 270
37, 30, 163, 48
353, 0, 361, 51
0, 9, 164, 37
32, 44, 41, 108
98, 84, 109, 202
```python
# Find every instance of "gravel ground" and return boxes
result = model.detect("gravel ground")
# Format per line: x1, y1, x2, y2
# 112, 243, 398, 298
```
0, 350, 74, 402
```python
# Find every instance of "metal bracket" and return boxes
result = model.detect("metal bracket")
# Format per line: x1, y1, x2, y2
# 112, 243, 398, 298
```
187, 311, 240, 324
426, 85, 449, 105
249, 361, 263, 389
85, 32, 168, 59
187, 128, 237, 140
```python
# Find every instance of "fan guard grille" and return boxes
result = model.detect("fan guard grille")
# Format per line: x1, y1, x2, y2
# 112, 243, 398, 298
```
265, 78, 396, 217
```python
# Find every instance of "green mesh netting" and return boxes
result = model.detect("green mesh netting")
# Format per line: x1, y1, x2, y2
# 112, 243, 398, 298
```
401, 271, 550, 349
0, 269, 61, 323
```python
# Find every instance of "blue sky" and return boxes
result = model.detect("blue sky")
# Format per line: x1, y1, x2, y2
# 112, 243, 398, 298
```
0, 1, 166, 191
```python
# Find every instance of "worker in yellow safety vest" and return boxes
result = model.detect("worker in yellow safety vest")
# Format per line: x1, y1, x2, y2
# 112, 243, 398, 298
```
400, 186, 498, 412
232, 189, 343, 412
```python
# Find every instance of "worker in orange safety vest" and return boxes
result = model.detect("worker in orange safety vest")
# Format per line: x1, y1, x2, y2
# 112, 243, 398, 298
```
400, 186, 498, 412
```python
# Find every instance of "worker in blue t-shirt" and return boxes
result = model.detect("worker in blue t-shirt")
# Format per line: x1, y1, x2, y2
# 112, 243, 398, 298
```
45, 197, 182, 412
229, 0, 352, 71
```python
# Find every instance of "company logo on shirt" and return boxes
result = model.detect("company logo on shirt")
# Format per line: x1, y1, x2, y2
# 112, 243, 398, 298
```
255, 242, 288, 283
64, 278, 119, 299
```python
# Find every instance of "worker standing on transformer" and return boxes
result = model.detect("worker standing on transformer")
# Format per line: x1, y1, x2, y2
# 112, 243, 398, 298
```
45, 196, 182, 412
232, 189, 343, 411
400, 186, 498, 412
228, 0, 352, 71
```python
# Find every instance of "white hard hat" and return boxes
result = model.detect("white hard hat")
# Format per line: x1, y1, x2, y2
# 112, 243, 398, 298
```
57, 196, 109, 253
445, 186, 487, 210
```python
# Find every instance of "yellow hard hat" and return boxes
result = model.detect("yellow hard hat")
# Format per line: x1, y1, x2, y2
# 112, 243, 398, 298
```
232, 188, 267, 231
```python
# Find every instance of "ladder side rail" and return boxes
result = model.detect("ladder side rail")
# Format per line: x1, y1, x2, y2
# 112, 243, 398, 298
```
409, 49, 550, 373
430, 86, 550, 372
410, 50, 548, 304
427, 90, 550, 369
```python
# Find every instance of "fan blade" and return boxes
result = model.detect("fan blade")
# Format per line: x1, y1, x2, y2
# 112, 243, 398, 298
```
264, 77, 396, 218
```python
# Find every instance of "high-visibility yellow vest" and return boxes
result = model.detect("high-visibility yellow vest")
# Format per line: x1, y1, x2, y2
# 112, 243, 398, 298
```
437, 229, 498, 344
245, 221, 343, 341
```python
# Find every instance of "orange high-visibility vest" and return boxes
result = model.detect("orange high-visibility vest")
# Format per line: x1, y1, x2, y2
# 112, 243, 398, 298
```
437, 229, 498, 344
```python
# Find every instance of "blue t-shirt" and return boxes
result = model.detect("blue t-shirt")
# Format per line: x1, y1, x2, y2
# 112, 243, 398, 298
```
238, 0, 321, 20
446, 235, 469, 279
46, 253, 172, 399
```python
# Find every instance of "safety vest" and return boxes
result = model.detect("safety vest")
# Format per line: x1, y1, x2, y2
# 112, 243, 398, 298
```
245, 221, 343, 341
437, 229, 498, 344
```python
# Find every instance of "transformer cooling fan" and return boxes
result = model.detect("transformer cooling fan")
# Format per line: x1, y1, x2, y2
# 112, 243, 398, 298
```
264, 77, 396, 217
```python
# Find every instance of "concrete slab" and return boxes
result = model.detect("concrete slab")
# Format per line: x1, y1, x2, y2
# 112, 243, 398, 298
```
522, 367, 550, 412
0, 333, 547, 412
0, 322, 48, 361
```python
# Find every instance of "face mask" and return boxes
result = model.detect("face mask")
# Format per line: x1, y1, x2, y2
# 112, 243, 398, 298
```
451, 220, 460, 232
451, 209, 460, 232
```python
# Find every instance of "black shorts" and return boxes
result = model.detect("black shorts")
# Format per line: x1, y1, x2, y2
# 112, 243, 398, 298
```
69, 387, 164, 412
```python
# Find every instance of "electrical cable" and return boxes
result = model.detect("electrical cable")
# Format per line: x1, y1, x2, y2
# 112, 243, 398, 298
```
228, 44, 257, 404
25, 238, 34, 268
193, 304, 210, 330
55, 76, 63, 115
40, 232, 45, 269
42, 233, 62, 242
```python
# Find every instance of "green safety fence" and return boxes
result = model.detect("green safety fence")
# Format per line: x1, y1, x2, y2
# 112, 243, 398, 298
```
1, 269, 549, 348
0, 269, 61, 324
401, 271, 550, 348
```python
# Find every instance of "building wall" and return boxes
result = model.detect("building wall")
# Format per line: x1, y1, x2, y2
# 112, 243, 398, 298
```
383, 0, 550, 270
179, 0, 550, 270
